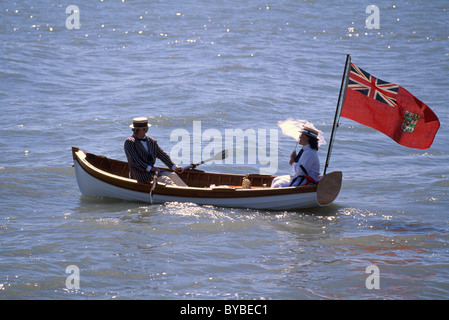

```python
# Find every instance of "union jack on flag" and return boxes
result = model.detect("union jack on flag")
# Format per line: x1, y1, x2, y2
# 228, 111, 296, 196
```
348, 63, 399, 107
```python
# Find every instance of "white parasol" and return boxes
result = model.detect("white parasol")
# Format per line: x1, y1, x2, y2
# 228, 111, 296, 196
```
277, 118, 326, 148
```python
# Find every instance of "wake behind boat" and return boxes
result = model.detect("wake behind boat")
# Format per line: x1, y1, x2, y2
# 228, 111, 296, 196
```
72, 147, 342, 210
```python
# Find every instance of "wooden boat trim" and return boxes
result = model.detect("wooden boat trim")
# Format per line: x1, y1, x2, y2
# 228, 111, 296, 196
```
72, 147, 319, 198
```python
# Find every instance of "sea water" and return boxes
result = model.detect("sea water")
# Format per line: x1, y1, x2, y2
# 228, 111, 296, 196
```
0, 0, 448, 300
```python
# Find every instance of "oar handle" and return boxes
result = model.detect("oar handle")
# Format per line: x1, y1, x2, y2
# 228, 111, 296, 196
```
183, 161, 204, 170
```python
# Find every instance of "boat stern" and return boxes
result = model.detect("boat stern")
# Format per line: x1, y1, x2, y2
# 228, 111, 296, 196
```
316, 171, 343, 206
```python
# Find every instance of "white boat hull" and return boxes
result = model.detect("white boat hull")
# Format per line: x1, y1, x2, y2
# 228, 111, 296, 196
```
74, 161, 320, 210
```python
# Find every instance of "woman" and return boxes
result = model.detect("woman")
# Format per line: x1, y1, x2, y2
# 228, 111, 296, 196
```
271, 126, 320, 188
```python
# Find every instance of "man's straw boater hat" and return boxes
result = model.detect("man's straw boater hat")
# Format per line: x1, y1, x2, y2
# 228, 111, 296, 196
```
129, 117, 151, 129
301, 126, 320, 139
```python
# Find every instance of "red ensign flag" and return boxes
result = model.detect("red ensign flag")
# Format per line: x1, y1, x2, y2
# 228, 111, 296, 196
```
341, 63, 440, 149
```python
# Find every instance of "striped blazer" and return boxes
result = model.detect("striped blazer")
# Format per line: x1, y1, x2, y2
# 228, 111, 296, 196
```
124, 136, 175, 183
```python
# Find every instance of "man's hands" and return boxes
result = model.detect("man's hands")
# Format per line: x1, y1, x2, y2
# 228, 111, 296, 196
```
175, 166, 184, 174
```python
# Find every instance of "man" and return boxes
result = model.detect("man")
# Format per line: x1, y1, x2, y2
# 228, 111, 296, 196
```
124, 117, 185, 184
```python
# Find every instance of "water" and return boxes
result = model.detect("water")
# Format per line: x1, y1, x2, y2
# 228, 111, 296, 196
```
1, 0, 448, 300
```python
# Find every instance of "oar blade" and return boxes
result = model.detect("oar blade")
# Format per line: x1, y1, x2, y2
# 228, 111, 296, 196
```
213, 149, 228, 161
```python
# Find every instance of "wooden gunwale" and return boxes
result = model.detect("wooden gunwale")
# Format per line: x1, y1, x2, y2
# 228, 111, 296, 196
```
72, 147, 318, 199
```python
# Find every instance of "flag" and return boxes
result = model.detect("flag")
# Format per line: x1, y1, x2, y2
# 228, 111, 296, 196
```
341, 63, 440, 149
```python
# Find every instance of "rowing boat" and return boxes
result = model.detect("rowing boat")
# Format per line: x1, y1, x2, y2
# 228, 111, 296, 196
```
72, 147, 342, 210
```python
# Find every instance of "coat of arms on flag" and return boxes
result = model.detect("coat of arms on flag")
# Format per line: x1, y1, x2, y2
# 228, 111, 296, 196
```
402, 111, 420, 133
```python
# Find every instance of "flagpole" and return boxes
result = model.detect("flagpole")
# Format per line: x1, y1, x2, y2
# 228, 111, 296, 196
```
323, 54, 351, 175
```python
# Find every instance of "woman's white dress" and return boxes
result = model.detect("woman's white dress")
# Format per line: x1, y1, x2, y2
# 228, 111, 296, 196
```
271, 145, 320, 188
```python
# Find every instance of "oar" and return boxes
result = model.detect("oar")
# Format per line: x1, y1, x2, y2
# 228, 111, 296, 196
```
149, 169, 159, 205
183, 149, 228, 170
